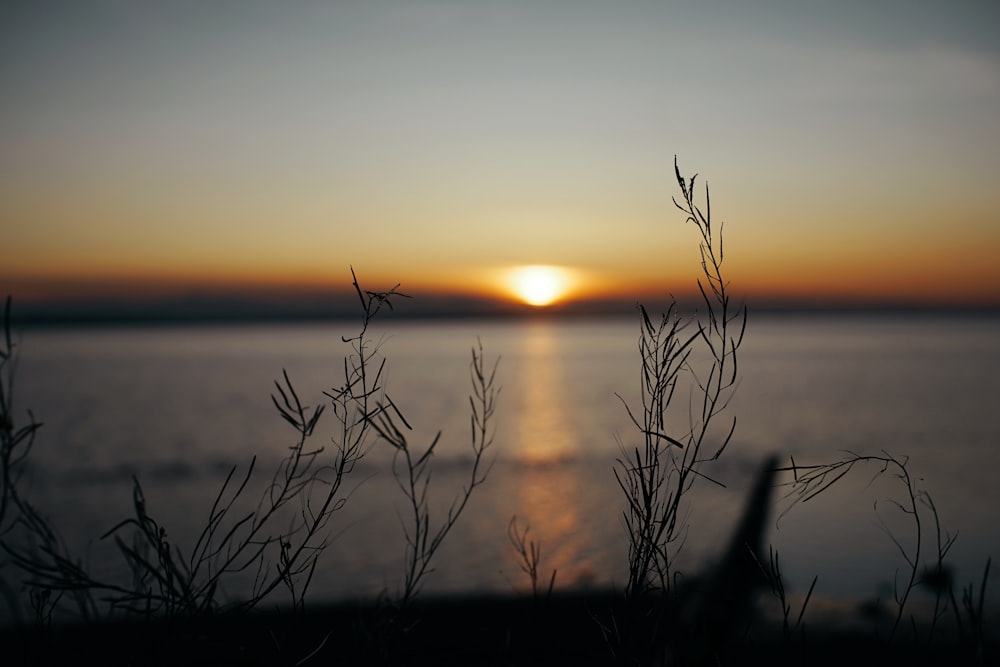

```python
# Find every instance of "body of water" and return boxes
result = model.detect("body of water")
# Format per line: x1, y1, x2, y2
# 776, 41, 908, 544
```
4, 314, 999, 621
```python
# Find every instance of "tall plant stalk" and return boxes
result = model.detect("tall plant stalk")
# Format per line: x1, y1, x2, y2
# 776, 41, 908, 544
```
615, 157, 747, 598
368, 339, 499, 607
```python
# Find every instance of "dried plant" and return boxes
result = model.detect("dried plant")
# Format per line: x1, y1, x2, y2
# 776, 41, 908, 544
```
775, 450, 978, 644
763, 545, 817, 641
507, 514, 556, 601
962, 557, 992, 662
0, 296, 42, 536
368, 338, 498, 608
615, 157, 747, 598
1, 270, 405, 620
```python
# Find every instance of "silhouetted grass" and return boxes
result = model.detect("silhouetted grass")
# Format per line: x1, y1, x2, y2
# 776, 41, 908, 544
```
1, 270, 410, 623
0, 163, 995, 665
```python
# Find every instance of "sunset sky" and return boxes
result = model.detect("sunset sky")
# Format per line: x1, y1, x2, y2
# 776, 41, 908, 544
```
3, 1, 999, 318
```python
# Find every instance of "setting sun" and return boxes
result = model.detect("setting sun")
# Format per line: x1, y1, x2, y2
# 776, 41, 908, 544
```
507, 265, 572, 306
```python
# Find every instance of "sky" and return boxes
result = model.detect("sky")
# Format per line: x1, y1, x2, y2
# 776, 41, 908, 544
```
2, 0, 999, 318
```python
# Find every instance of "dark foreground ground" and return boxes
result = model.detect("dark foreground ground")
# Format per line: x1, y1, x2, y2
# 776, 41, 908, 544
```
1, 591, 995, 666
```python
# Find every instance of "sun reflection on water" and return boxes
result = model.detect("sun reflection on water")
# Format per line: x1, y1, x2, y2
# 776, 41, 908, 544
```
506, 323, 599, 588
510, 323, 576, 465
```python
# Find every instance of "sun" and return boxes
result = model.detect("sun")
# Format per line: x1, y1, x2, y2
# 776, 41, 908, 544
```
508, 265, 571, 306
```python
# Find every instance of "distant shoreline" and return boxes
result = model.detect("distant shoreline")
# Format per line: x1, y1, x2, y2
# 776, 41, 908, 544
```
12, 302, 1000, 328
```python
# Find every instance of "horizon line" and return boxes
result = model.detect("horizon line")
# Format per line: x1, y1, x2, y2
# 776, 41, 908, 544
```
9, 292, 1000, 327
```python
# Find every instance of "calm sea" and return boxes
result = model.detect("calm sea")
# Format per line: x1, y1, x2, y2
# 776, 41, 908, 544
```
5, 314, 1000, 618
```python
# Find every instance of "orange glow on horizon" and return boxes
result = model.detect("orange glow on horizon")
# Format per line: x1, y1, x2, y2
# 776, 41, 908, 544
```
4, 251, 999, 310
